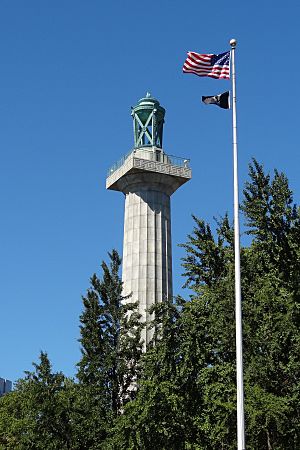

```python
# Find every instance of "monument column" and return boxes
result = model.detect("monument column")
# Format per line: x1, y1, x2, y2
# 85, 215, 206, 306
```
106, 94, 191, 346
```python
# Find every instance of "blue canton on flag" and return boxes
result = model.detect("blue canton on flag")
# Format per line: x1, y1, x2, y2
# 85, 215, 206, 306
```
211, 52, 230, 69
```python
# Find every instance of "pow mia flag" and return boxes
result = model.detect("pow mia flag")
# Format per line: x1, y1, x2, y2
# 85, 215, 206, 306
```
202, 91, 230, 109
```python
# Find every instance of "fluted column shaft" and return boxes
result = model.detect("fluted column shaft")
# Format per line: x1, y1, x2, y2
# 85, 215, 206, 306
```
122, 185, 172, 347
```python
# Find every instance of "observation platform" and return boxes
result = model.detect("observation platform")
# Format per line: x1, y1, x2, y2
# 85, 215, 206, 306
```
106, 146, 192, 193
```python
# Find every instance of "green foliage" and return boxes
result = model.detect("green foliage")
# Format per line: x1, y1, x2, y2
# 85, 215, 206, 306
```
180, 213, 234, 291
111, 298, 198, 450
1, 161, 300, 449
76, 249, 144, 447
242, 159, 300, 287
0, 352, 76, 450
0, 250, 143, 449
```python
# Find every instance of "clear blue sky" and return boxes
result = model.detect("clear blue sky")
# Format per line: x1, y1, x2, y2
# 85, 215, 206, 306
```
1, 1, 299, 383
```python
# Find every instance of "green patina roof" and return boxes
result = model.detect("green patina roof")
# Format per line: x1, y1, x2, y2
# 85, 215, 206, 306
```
137, 92, 160, 105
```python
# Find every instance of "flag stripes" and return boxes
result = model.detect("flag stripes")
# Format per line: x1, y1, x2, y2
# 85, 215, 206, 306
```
183, 51, 230, 80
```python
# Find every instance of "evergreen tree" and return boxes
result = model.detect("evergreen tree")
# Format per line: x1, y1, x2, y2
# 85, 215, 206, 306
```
76, 249, 144, 448
0, 352, 76, 450
240, 160, 300, 449
0, 251, 144, 450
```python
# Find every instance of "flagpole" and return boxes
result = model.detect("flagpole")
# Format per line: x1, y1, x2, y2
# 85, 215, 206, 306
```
230, 38, 246, 450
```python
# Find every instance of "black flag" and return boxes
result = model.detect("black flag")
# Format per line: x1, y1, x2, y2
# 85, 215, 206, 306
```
202, 91, 230, 109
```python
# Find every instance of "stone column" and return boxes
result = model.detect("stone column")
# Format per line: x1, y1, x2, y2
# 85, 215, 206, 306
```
120, 176, 174, 347
106, 146, 192, 348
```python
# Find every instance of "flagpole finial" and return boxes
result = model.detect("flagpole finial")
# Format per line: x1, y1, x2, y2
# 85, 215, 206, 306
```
230, 38, 237, 48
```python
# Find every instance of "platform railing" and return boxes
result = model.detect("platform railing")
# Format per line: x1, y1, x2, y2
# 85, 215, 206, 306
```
107, 148, 190, 177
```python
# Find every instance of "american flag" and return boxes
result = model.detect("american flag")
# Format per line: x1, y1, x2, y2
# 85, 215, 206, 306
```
183, 51, 230, 80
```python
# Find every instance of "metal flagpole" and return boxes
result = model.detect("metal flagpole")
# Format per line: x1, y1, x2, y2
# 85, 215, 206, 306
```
230, 38, 246, 450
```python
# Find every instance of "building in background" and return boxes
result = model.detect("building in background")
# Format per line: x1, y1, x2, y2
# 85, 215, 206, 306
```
106, 93, 191, 347
0, 377, 12, 396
